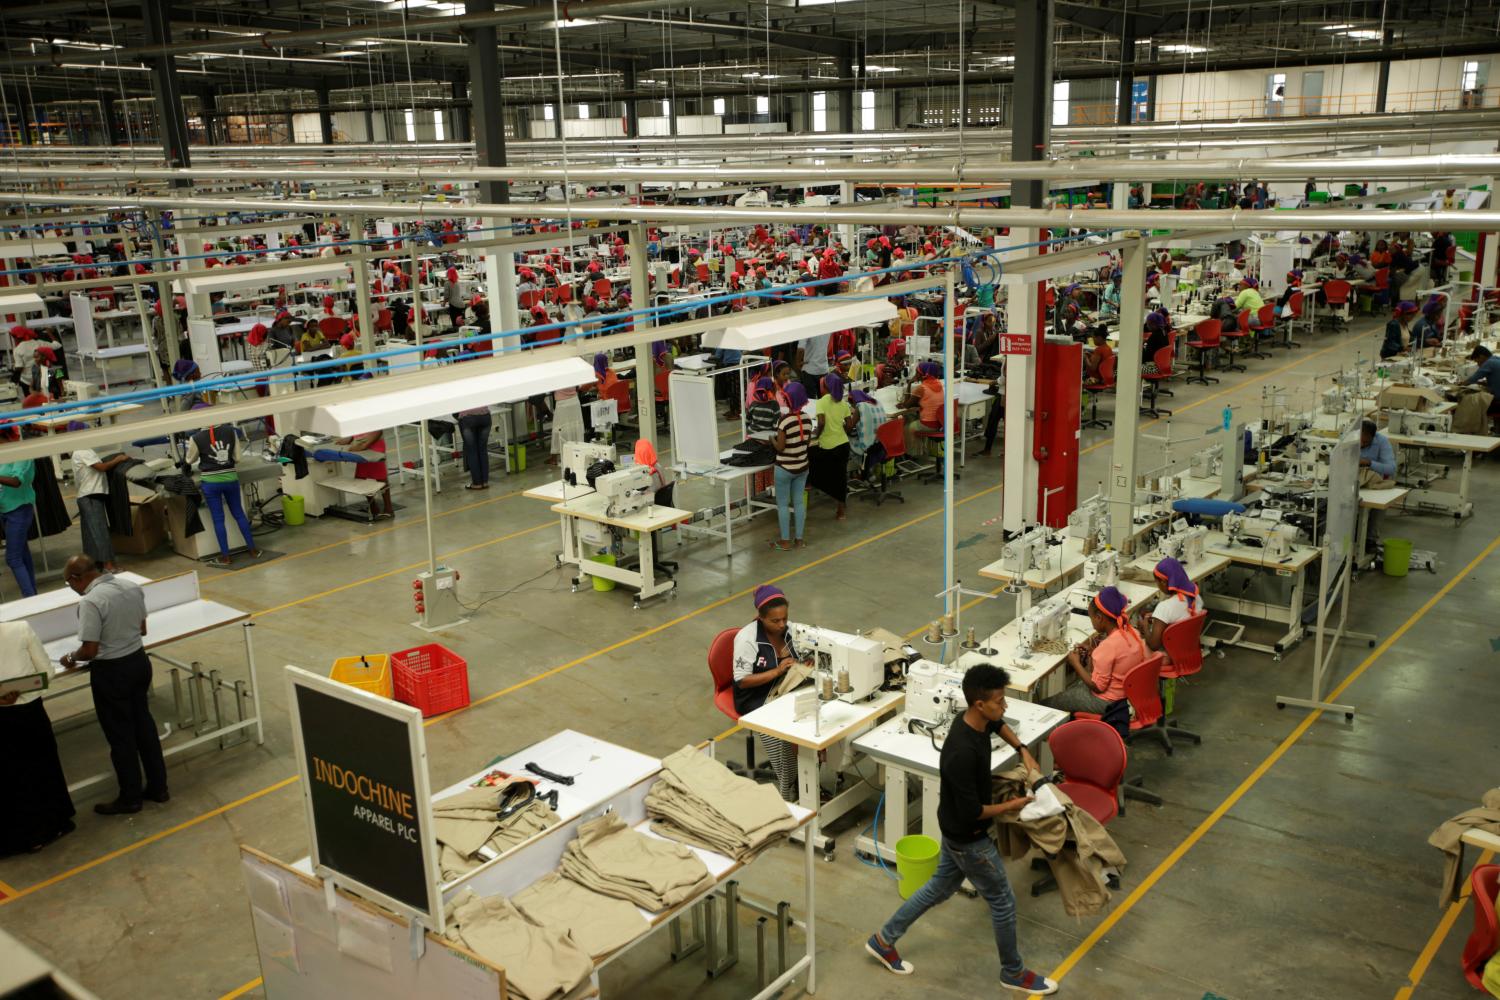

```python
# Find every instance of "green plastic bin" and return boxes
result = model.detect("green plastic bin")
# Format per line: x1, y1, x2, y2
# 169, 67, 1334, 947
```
281, 494, 305, 526
589, 552, 617, 592
1383, 538, 1412, 577
895, 835, 941, 899
509, 443, 527, 472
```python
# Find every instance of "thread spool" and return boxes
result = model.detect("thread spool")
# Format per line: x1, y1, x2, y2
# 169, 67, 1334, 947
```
819, 673, 834, 700
835, 667, 851, 694
941, 613, 957, 637
961, 626, 980, 650
924, 620, 943, 643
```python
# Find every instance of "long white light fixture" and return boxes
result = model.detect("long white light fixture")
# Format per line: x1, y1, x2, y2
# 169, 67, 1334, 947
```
704, 297, 897, 351
175, 262, 351, 296
306, 357, 597, 435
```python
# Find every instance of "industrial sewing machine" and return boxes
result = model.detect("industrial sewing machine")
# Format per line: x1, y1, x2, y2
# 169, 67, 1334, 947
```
1017, 594, 1074, 658
1000, 524, 1056, 575
1223, 512, 1299, 559
1081, 549, 1119, 589
562, 441, 617, 489
1065, 496, 1110, 545
1158, 521, 1208, 564
1386, 408, 1453, 436
594, 465, 654, 518
903, 659, 966, 730
1189, 443, 1223, 480
794, 626, 886, 703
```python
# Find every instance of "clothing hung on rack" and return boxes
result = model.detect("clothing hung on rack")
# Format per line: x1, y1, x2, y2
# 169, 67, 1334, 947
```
277, 436, 308, 479
27, 457, 72, 539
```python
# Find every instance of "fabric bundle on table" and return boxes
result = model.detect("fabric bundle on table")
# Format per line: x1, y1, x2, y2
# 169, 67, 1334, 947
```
645, 746, 799, 862
443, 889, 592, 1000
558, 812, 714, 912
990, 765, 1128, 918
1429, 787, 1500, 905
512, 871, 650, 959
433, 779, 560, 882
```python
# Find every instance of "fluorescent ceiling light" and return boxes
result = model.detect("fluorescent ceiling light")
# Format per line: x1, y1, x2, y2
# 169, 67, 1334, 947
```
741, 72, 783, 79
538, 17, 603, 28
705, 298, 897, 351
1320, 23, 1354, 30
1158, 44, 1208, 54
866, 65, 901, 73
798, 0, 844, 5
306, 357, 598, 436
1342, 29, 1381, 39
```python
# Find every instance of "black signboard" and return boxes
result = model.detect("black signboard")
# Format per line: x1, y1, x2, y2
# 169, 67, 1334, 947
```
288, 669, 439, 924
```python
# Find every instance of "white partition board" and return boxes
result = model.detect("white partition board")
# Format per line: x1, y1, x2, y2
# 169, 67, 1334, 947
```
667, 371, 720, 470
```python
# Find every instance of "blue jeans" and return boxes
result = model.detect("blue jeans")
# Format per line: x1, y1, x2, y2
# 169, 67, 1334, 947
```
201, 480, 254, 557
879, 835, 1025, 982
774, 466, 807, 541
2, 504, 37, 597
458, 413, 493, 486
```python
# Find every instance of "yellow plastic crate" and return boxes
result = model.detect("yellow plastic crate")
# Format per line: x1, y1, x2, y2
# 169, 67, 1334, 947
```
329, 654, 392, 699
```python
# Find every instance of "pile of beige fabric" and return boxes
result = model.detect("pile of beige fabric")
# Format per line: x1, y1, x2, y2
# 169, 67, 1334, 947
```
645, 746, 799, 862
512, 872, 650, 960
1430, 787, 1500, 905
433, 778, 560, 882
991, 765, 1128, 918
558, 812, 715, 912
443, 889, 592, 1000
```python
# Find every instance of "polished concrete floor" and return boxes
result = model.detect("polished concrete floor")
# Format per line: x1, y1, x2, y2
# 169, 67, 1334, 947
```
2, 314, 1497, 1000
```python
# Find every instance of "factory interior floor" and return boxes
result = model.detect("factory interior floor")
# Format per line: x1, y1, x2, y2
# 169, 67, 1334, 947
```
1, 312, 1497, 1000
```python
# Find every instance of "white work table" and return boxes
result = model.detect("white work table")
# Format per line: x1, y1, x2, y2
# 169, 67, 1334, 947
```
852, 698, 1069, 859
1387, 429, 1499, 519
673, 448, 775, 557
1203, 529, 1321, 657
738, 688, 904, 855
550, 493, 692, 606
978, 535, 1088, 611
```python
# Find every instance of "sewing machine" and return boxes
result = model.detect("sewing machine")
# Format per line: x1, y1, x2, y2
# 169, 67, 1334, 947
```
903, 659, 966, 729
1017, 594, 1073, 657
1223, 512, 1299, 558
594, 465, 654, 518
1159, 522, 1208, 564
795, 626, 886, 703
1000, 524, 1055, 575
1189, 443, 1223, 480
1386, 408, 1453, 436
1081, 549, 1119, 589
1065, 497, 1110, 545
562, 441, 616, 489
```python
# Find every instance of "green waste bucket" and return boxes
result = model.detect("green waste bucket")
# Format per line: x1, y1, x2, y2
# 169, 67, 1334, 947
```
509, 444, 527, 472
281, 494, 305, 526
1383, 538, 1413, 577
895, 835, 940, 899
590, 552, 617, 592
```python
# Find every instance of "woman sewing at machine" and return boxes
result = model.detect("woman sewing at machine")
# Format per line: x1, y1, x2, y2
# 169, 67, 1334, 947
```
1381, 301, 1421, 359
1042, 586, 1145, 721
731, 585, 811, 801
1142, 557, 1203, 664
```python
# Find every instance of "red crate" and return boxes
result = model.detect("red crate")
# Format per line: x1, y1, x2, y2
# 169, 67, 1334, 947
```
391, 644, 470, 717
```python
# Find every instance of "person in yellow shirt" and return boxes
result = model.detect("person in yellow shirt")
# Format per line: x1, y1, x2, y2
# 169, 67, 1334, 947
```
1233, 276, 1265, 316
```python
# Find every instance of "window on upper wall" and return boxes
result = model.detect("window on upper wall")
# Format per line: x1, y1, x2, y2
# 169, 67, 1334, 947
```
1051, 81, 1070, 125
543, 104, 555, 121
578, 104, 590, 119
812, 91, 827, 132
756, 95, 770, 115
403, 109, 416, 141
860, 90, 875, 130
1462, 60, 1483, 91
713, 98, 726, 116
433, 111, 445, 140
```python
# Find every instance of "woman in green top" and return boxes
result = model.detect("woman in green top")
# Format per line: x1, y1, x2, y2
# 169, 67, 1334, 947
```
810, 373, 858, 520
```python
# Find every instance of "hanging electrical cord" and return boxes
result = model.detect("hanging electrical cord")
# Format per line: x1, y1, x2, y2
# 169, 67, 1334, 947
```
548, 0, 579, 263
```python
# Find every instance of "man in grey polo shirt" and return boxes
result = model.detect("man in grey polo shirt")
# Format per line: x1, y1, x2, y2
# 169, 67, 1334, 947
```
59, 555, 168, 816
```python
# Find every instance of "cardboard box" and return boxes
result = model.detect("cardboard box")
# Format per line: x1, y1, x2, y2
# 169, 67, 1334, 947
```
1378, 385, 1445, 413
110, 495, 167, 556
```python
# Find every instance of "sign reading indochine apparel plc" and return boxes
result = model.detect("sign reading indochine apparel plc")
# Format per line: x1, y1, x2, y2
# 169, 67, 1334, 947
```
286, 666, 442, 930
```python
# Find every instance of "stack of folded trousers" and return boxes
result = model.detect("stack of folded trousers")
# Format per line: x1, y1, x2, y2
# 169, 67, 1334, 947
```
433, 781, 560, 881
558, 812, 714, 912
512, 871, 650, 959
443, 889, 592, 1000
645, 746, 799, 862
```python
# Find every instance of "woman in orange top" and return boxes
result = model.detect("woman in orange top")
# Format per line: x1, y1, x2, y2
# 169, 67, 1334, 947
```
592, 352, 619, 397
909, 361, 945, 429
1044, 586, 1146, 717
1370, 239, 1392, 269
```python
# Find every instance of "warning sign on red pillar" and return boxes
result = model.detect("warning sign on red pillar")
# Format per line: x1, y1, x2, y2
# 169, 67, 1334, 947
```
997, 333, 1033, 356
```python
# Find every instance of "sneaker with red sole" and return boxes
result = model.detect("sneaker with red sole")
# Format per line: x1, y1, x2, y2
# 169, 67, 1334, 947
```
1002, 970, 1059, 995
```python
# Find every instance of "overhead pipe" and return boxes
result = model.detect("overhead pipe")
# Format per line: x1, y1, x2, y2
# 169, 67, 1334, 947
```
12, 151, 1500, 185
6, 190, 1500, 233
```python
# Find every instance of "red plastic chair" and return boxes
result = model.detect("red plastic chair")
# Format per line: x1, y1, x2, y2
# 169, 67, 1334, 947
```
519, 289, 543, 310
604, 378, 633, 416
861, 417, 908, 506
1463, 864, 1500, 988
708, 627, 761, 774
556, 283, 574, 305
1141, 345, 1175, 418
374, 307, 393, 334
654, 368, 671, 405
695, 262, 711, 285
1046, 719, 1127, 825
1251, 302, 1278, 355
593, 277, 612, 301
1159, 613, 1207, 746
1187, 319, 1222, 386
1281, 290, 1306, 349
1322, 278, 1353, 331
318, 315, 348, 339
1082, 351, 1116, 429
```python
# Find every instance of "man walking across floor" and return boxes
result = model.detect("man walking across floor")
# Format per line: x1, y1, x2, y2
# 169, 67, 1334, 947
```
864, 662, 1059, 995
58, 555, 168, 815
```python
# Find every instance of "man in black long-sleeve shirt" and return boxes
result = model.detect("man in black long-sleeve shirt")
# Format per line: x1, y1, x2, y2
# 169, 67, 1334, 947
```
864, 663, 1059, 995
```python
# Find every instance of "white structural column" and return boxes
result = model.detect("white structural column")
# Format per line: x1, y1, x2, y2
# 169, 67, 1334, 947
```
630, 224, 657, 448
1478, 176, 1499, 293
941, 268, 957, 615
1108, 238, 1150, 547
838, 181, 857, 262
1001, 226, 1042, 532
1113, 181, 1131, 209
484, 250, 520, 351
351, 215, 376, 365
